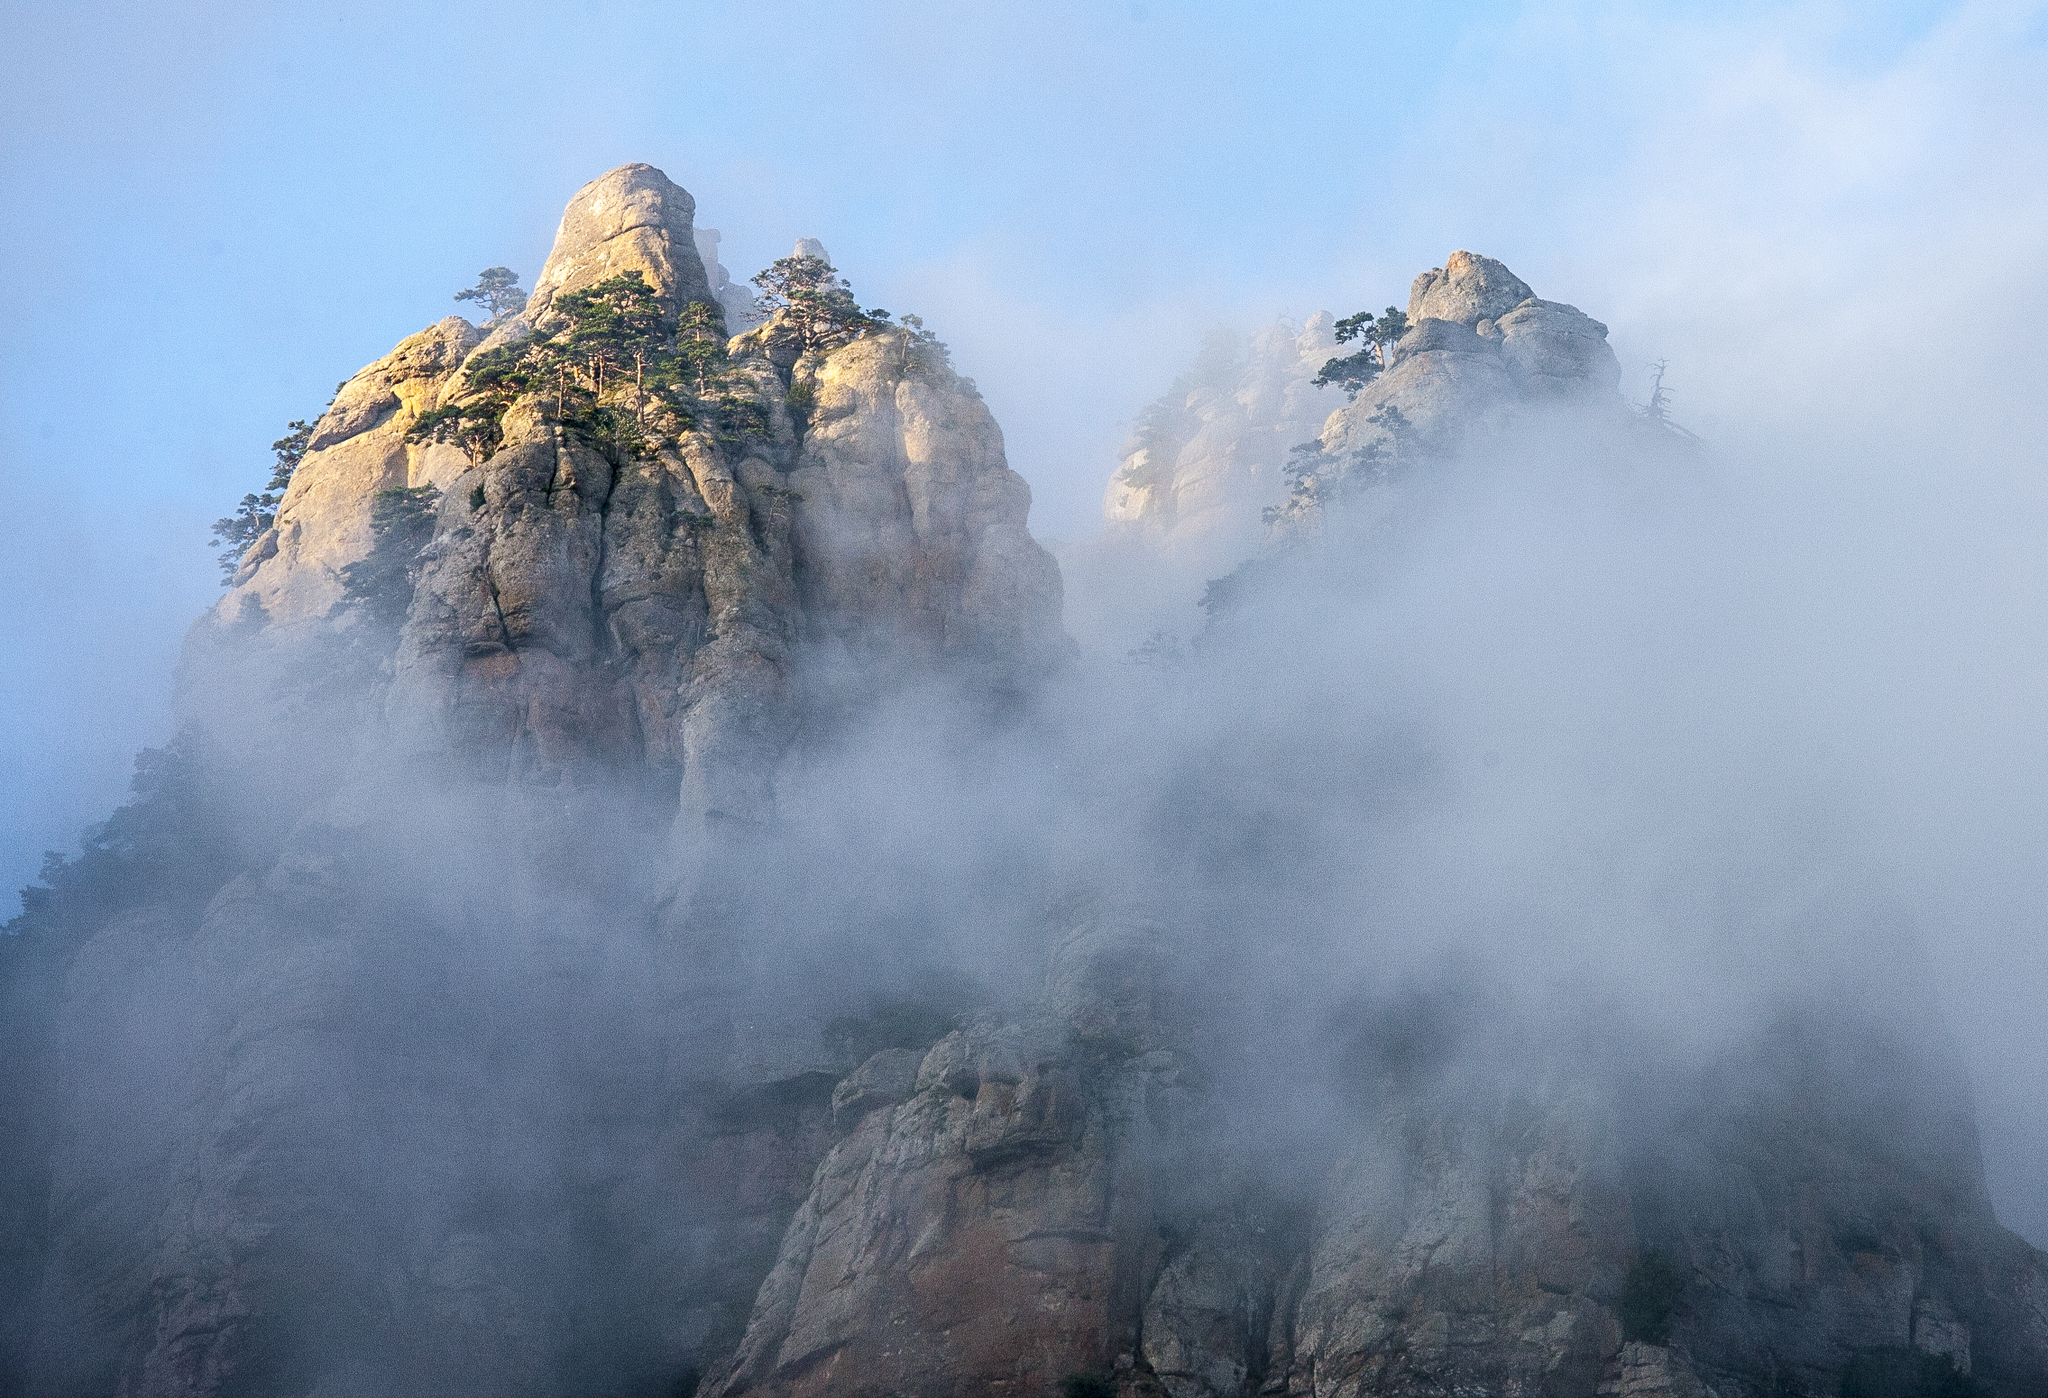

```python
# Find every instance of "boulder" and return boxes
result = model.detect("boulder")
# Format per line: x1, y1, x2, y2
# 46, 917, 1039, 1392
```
1408, 250, 1536, 326
523, 162, 713, 321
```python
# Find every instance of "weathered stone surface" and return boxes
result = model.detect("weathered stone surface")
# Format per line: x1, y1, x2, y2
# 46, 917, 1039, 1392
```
1497, 298, 1622, 389
787, 328, 1065, 680
21, 189, 2048, 1398
223, 316, 479, 623
1407, 250, 1534, 327
523, 162, 713, 321
1102, 316, 1340, 569
1102, 253, 1626, 565
1598, 1342, 1722, 1398
1280, 1084, 1629, 1398
210, 163, 1061, 821
17, 164, 1073, 1397
830, 1048, 921, 1130
702, 1023, 1166, 1398
1321, 250, 1622, 465
1386, 316, 1490, 361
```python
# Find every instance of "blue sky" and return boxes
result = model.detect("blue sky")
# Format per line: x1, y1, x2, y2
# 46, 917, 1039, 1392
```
6, 0, 2048, 1231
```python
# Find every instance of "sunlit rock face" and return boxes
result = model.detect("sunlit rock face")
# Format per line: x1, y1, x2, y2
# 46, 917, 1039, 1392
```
197, 164, 1061, 820
1322, 249, 1624, 463
10, 179, 2048, 1398
7, 163, 1067, 1397
224, 316, 481, 624
1104, 252, 1626, 572
521, 162, 715, 324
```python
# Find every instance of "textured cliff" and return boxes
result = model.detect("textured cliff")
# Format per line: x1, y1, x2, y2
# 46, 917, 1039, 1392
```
5, 183, 2046, 1398
200, 163, 1061, 822
1104, 316, 1339, 571
1318, 251, 1622, 465
4, 164, 1067, 1397
703, 960, 2048, 1398
1102, 252, 1628, 567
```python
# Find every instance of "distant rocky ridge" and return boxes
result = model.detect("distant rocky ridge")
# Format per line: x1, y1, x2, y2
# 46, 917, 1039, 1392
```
1104, 316, 1339, 572
2, 171, 2045, 1398
1106, 251, 1627, 562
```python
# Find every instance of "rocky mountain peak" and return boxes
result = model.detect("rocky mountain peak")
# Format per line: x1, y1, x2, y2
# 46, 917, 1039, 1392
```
1101, 253, 1625, 561
1408, 249, 1537, 327
523, 162, 712, 321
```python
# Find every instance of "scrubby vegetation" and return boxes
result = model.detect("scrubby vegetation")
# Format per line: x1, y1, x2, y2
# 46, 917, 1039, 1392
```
338, 486, 440, 628
1312, 305, 1408, 400
1113, 330, 1242, 498
1261, 404, 1414, 531
453, 265, 527, 324
5, 733, 240, 942
209, 418, 313, 582
748, 253, 887, 352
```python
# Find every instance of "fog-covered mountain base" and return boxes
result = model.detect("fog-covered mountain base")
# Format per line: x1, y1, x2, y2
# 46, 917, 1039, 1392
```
4, 167, 2043, 1398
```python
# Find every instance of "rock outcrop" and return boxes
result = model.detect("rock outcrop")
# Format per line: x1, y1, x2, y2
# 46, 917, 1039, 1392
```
203, 164, 1061, 820
5, 164, 1068, 1398
1102, 253, 1626, 567
1103, 317, 1339, 571
705, 995, 2048, 1398
7, 186, 2048, 1398
1321, 250, 1621, 462
521, 163, 714, 323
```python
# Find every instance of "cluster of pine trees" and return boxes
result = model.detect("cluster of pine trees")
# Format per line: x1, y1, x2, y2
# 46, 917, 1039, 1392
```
210, 252, 932, 588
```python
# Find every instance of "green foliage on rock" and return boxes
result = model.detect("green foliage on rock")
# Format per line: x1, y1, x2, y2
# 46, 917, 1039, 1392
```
5, 732, 239, 939
442, 271, 724, 463
1262, 404, 1414, 530
337, 486, 440, 628
209, 418, 314, 583
555, 271, 667, 405
673, 298, 729, 393
1313, 304, 1409, 401
749, 253, 884, 353
404, 403, 501, 467
893, 312, 953, 379
452, 265, 527, 324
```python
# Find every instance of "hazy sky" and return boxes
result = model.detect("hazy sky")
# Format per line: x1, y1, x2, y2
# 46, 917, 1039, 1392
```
5, 0, 2048, 1230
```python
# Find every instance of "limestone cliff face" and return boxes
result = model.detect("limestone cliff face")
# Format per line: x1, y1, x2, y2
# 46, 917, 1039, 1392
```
1321, 250, 1622, 463
521, 162, 714, 324
227, 316, 481, 622
7, 164, 1068, 1397
707, 980, 2048, 1398
204, 163, 1061, 823
1104, 317, 1339, 571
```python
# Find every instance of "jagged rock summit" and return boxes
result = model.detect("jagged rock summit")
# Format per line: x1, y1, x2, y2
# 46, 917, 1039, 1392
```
522, 163, 714, 322
200, 162, 1063, 819
8, 181, 2048, 1398
1330, 248, 1620, 456
1104, 251, 1624, 557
